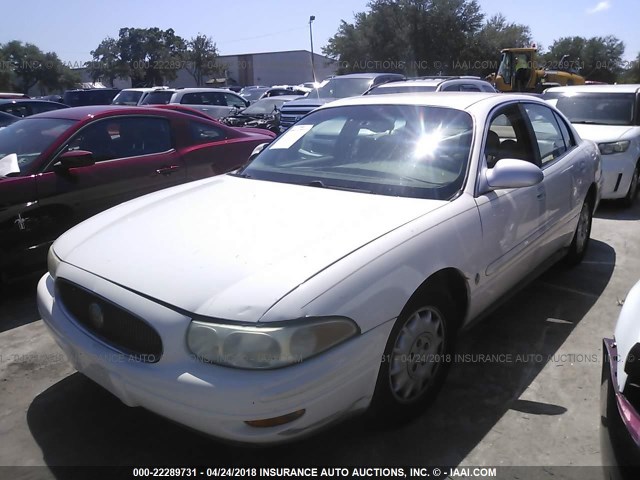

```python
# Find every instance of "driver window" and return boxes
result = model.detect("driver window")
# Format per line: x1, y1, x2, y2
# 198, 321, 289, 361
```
484, 106, 536, 168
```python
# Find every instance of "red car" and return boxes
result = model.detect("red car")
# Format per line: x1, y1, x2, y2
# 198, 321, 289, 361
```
0, 106, 273, 283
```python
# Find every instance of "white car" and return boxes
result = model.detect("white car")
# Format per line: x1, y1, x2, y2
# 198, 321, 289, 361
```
543, 84, 640, 206
601, 279, 640, 471
38, 93, 601, 444
111, 87, 170, 106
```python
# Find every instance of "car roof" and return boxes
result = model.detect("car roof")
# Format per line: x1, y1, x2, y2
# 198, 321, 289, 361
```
174, 88, 239, 93
318, 92, 546, 112
545, 84, 640, 94
120, 87, 169, 92
29, 105, 185, 121
0, 99, 66, 105
335, 73, 404, 79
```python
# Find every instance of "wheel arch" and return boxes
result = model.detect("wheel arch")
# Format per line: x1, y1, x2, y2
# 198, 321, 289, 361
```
405, 267, 470, 328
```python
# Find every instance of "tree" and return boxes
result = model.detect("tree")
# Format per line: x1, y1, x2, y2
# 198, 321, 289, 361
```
0, 40, 80, 94
86, 37, 126, 87
323, 0, 485, 76
184, 34, 221, 87
465, 14, 532, 77
621, 52, 640, 83
544, 35, 625, 83
116, 27, 187, 86
1, 41, 45, 93
0, 48, 12, 90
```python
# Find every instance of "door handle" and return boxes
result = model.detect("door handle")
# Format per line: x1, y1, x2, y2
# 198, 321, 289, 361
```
536, 187, 546, 200
156, 165, 181, 175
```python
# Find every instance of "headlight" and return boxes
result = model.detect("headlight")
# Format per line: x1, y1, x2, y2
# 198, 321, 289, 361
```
598, 140, 630, 155
47, 246, 61, 280
187, 317, 359, 369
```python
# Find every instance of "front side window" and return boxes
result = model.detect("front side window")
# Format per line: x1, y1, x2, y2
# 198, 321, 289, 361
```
65, 117, 172, 162
140, 91, 174, 105
240, 104, 473, 200
524, 104, 567, 165
224, 93, 247, 108
484, 105, 535, 168
112, 91, 144, 106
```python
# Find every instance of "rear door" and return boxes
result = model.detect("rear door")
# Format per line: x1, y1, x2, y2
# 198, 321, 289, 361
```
35, 115, 186, 222
177, 119, 256, 180
522, 102, 578, 257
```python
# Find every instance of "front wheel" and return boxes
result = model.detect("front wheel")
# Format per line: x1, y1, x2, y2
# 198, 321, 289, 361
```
370, 287, 458, 422
565, 199, 592, 266
622, 163, 639, 208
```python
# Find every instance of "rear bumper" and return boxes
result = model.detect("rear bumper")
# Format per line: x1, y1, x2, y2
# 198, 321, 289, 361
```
600, 338, 640, 478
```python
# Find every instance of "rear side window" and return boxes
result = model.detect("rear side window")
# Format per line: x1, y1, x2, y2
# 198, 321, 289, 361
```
0, 104, 30, 117
182, 92, 226, 106
524, 104, 567, 165
189, 121, 228, 144
553, 112, 576, 148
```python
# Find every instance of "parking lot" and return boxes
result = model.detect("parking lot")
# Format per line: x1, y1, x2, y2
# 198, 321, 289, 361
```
0, 200, 638, 477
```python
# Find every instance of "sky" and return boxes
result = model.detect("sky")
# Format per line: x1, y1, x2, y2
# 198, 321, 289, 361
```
1, 0, 638, 65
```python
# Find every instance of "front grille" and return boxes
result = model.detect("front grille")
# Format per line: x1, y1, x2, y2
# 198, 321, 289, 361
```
280, 107, 317, 129
57, 279, 162, 362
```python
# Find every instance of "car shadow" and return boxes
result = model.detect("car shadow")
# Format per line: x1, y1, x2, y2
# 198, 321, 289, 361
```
26, 240, 615, 469
595, 199, 640, 220
0, 272, 43, 333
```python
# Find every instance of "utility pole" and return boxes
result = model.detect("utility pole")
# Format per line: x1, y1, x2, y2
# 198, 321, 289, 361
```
309, 15, 316, 83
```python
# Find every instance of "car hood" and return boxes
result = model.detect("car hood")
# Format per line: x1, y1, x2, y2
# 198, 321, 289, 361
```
55, 175, 445, 321
572, 124, 636, 143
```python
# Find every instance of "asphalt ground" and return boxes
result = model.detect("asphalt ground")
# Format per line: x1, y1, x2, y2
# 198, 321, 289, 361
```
1, 200, 639, 479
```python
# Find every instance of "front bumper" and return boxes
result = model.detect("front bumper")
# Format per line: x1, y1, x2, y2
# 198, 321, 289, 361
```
600, 153, 637, 200
600, 338, 640, 478
37, 269, 393, 444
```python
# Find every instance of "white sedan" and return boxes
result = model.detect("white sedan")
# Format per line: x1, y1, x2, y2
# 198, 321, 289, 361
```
38, 93, 601, 444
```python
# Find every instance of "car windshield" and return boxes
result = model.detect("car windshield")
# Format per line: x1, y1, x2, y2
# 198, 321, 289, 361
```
240, 88, 268, 102
112, 90, 144, 105
307, 78, 374, 99
239, 104, 473, 200
0, 118, 75, 175
368, 85, 437, 95
543, 92, 636, 126
140, 91, 174, 105
241, 98, 289, 115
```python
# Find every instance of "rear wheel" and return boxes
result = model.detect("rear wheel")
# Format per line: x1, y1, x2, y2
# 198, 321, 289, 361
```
622, 163, 639, 208
565, 199, 592, 266
370, 286, 458, 422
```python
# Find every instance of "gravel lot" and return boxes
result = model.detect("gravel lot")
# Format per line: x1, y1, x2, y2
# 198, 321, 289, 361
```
1, 201, 638, 479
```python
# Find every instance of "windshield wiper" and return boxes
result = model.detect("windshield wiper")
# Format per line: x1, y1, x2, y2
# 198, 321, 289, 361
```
305, 179, 371, 193
230, 171, 252, 179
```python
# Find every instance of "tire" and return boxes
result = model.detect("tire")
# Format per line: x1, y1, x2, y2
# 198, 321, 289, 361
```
565, 199, 593, 266
369, 286, 458, 423
622, 163, 639, 208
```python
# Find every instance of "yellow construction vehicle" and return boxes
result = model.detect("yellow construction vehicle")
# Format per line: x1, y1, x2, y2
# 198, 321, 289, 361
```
486, 47, 586, 93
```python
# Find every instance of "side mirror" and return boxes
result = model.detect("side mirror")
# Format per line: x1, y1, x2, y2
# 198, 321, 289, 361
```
54, 150, 95, 170
486, 158, 543, 189
248, 142, 269, 162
